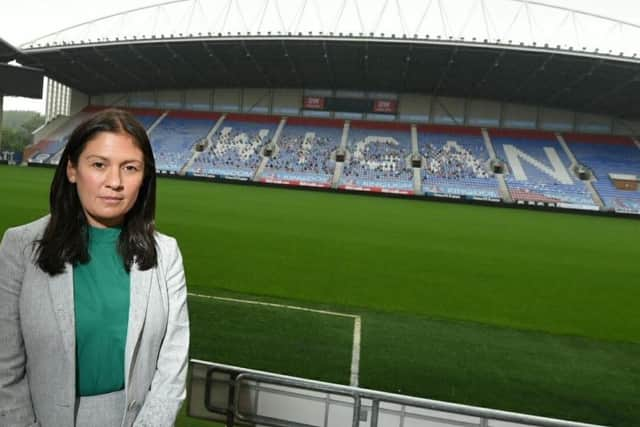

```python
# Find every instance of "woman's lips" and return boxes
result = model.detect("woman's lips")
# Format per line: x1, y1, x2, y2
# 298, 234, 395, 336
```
100, 196, 124, 203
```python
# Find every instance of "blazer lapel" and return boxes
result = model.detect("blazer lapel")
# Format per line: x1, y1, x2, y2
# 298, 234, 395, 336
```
48, 263, 75, 359
125, 262, 152, 385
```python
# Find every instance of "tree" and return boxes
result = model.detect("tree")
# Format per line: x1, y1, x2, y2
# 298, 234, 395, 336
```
1, 127, 31, 152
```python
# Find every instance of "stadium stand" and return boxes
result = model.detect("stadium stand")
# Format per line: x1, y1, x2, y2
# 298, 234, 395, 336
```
150, 111, 218, 173
26, 112, 91, 164
260, 117, 343, 187
26, 106, 162, 164
490, 129, 597, 208
134, 112, 161, 130
565, 133, 640, 214
22, 106, 640, 216
418, 125, 500, 200
339, 121, 414, 193
189, 114, 279, 179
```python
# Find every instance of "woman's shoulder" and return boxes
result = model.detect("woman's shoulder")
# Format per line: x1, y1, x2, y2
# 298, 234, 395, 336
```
153, 230, 181, 259
154, 230, 178, 248
2, 215, 50, 245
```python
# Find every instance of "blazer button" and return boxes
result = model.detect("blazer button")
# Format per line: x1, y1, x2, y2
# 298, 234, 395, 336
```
128, 400, 138, 410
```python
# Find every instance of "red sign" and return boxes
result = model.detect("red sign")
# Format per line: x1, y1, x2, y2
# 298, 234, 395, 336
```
372, 99, 398, 114
303, 96, 325, 110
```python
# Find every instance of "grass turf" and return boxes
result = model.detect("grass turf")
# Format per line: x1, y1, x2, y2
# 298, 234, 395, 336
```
1, 165, 639, 425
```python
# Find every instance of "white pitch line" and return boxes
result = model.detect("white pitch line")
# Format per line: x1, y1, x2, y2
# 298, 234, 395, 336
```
188, 292, 362, 387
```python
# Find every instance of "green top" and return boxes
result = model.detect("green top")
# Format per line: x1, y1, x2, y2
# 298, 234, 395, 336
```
73, 225, 130, 397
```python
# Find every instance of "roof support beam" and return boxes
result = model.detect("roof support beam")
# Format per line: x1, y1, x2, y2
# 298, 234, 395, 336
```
240, 40, 272, 87
545, 59, 604, 105
58, 49, 117, 93
432, 46, 458, 97
199, 41, 238, 87
127, 44, 158, 78
584, 72, 640, 112
321, 41, 335, 89
505, 52, 555, 103
469, 50, 505, 99
91, 46, 146, 89
401, 44, 413, 92
281, 40, 302, 86
164, 42, 209, 88
361, 42, 369, 89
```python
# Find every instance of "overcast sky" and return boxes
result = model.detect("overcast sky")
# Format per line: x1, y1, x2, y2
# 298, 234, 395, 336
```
2, 0, 639, 112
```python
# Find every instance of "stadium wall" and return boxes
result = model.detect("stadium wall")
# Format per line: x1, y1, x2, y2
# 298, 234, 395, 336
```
87, 87, 640, 135
70, 88, 88, 116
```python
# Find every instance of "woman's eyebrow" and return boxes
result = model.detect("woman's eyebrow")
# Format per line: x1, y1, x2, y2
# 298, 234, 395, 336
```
84, 155, 142, 164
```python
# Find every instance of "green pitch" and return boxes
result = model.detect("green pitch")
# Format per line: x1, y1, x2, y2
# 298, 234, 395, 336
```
1, 165, 638, 425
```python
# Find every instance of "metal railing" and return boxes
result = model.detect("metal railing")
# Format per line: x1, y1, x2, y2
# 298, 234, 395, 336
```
187, 359, 606, 427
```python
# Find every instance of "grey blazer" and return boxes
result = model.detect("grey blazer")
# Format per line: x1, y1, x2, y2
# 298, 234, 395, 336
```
0, 216, 190, 427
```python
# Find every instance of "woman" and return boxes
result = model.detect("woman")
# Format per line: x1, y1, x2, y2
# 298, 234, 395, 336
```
0, 109, 189, 427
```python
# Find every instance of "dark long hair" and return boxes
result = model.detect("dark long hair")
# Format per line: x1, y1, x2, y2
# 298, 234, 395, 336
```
36, 108, 157, 275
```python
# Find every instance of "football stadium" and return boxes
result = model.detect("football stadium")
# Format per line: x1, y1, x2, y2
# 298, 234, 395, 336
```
1, 0, 639, 426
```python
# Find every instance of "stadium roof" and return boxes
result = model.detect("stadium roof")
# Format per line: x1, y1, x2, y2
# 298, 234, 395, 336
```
0, 38, 20, 63
14, 0, 640, 119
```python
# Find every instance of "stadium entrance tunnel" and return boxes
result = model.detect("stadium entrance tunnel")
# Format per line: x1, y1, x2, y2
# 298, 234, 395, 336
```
490, 158, 507, 175
573, 164, 593, 181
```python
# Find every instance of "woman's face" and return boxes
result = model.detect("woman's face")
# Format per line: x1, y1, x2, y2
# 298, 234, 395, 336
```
66, 131, 145, 228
